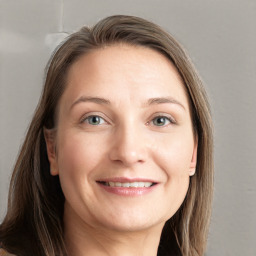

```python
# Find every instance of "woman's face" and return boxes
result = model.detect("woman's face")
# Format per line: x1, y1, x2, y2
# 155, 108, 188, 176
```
45, 44, 197, 233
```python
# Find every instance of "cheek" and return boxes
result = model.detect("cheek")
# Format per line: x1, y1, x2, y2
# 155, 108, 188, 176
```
151, 133, 194, 176
55, 131, 106, 183
150, 135, 193, 217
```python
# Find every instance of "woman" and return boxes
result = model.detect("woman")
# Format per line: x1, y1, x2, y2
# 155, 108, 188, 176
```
0, 15, 213, 256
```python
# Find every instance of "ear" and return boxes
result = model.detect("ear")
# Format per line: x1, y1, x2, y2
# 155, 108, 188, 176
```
44, 128, 59, 176
189, 136, 198, 176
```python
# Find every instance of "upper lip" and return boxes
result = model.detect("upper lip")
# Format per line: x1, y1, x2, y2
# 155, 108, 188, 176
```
96, 177, 158, 183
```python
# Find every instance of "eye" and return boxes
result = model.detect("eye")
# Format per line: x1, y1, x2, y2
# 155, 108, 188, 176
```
82, 115, 106, 125
151, 116, 174, 126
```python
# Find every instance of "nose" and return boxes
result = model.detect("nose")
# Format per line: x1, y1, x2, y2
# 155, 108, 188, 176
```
108, 124, 147, 167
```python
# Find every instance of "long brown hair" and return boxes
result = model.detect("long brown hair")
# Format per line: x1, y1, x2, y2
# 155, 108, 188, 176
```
0, 15, 213, 256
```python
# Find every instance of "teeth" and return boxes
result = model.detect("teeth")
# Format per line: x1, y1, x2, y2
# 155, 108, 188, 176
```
106, 181, 153, 188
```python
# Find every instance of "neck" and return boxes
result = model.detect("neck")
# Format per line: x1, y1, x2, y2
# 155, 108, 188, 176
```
63, 205, 164, 256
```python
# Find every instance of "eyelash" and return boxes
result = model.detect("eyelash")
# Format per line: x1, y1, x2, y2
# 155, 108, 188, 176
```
81, 115, 107, 125
81, 114, 176, 128
148, 115, 176, 127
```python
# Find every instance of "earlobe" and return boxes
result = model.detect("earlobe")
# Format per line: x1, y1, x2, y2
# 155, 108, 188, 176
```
43, 127, 59, 176
189, 137, 198, 176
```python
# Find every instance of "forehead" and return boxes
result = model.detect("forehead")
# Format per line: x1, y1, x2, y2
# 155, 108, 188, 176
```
61, 44, 189, 109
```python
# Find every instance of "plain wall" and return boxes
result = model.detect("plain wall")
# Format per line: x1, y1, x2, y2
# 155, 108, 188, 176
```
0, 0, 255, 255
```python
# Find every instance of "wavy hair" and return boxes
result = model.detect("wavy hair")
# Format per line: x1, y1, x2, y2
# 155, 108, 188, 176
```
0, 15, 214, 256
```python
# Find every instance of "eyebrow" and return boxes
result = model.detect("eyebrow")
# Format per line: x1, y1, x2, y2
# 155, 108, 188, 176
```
70, 96, 110, 110
147, 97, 186, 110
70, 96, 185, 111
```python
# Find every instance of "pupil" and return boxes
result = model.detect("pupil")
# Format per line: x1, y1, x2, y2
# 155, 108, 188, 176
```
155, 117, 165, 125
91, 116, 100, 124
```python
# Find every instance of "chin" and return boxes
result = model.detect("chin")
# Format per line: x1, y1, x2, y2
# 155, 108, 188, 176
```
92, 207, 171, 233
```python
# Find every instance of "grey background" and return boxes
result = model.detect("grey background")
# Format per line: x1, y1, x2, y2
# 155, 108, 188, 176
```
0, 0, 255, 255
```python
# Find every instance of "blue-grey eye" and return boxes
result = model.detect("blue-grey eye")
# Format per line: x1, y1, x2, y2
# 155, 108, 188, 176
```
152, 116, 171, 126
85, 116, 105, 125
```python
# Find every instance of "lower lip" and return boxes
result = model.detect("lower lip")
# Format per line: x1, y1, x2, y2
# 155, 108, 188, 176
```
97, 183, 157, 196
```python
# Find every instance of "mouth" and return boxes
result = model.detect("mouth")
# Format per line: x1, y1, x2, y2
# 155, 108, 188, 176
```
96, 178, 159, 196
97, 181, 157, 188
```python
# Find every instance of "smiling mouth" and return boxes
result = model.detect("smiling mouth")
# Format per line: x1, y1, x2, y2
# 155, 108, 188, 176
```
97, 181, 156, 188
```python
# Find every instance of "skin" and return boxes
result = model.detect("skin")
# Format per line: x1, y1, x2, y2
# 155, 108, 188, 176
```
45, 44, 197, 256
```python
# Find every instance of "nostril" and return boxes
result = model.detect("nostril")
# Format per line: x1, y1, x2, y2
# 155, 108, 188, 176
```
109, 149, 145, 166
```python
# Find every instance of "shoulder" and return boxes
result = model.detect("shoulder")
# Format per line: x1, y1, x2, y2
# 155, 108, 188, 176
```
0, 248, 16, 256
